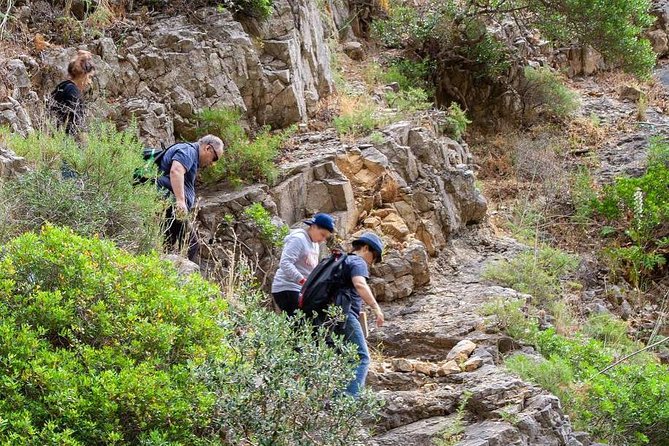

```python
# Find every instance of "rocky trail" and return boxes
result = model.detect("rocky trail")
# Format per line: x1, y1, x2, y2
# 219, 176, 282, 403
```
365, 228, 593, 446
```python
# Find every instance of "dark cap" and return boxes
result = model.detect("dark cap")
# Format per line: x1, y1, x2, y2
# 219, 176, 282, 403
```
352, 232, 384, 263
304, 213, 335, 232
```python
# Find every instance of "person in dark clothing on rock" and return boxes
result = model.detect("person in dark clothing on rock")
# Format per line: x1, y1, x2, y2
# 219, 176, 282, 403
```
157, 134, 224, 261
49, 50, 96, 138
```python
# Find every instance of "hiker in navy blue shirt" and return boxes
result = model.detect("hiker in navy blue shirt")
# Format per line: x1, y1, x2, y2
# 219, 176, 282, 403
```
157, 135, 224, 261
342, 232, 385, 397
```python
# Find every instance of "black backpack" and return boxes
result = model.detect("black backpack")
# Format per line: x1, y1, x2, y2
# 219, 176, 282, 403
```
298, 252, 351, 319
133, 143, 171, 185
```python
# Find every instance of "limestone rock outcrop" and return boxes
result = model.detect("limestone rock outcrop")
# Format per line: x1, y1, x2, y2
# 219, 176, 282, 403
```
195, 119, 486, 300
0, 146, 28, 180
6, 0, 333, 144
0, 58, 36, 136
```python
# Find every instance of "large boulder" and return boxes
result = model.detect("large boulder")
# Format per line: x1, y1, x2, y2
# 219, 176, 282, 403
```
340, 121, 487, 256
0, 58, 35, 136
0, 146, 28, 179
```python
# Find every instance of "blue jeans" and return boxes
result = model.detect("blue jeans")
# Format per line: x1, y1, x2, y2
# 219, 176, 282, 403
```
343, 313, 370, 397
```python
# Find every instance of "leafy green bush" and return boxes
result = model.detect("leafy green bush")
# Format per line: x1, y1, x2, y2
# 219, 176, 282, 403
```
198, 260, 381, 445
385, 87, 432, 114
0, 124, 165, 253
592, 137, 669, 287
382, 59, 434, 92
0, 226, 226, 445
483, 246, 580, 304
570, 167, 599, 224
196, 108, 293, 187
0, 227, 383, 445
372, 0, 655, 78
480, 297, 538, 343
522, 67, 580, 120
219, 0, 274, 18
508, 328, 669, 445
443, 102, 471, 141
243, 202, 289, 247
582, 313, 635, 351
505, 354, 577, 409
532, 0, 655, 78
333, 98, 386, 138
371, 2, 444, 49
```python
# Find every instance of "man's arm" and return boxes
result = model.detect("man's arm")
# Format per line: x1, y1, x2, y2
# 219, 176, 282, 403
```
352, 276, 384, 327
169, 161, 188, 215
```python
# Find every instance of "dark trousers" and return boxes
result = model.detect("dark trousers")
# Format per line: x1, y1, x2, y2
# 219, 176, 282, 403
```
272, 290, 300, 317
163, 206, 199, 261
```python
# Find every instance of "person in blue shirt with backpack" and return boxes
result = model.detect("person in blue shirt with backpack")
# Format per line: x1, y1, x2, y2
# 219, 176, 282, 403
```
298, 231, 385, 397
157, 135, 224, 261
272, 213, 336, 316
341, 232, 385, 397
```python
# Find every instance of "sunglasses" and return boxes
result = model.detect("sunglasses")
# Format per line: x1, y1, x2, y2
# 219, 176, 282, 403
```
209, 144, 220, 162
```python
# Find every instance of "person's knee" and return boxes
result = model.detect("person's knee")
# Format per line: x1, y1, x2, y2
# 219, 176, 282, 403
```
359, 355, 370, 372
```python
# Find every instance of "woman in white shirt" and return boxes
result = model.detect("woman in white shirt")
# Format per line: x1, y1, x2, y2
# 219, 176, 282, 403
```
271, 213, 335, 315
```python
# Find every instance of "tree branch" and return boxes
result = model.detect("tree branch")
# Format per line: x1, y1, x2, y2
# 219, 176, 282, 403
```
593, 336, 669, 378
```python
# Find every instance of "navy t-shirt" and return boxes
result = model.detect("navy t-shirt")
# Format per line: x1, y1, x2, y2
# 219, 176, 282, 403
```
343, 254, 370, 316
156, 142, 199, 210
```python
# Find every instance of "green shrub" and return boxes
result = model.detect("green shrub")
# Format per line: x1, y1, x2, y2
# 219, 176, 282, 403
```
0, 226, 226, 445
480, 297, 538, 343
0, 124, 165, 253
508, 328, 669, 445
532, 0, 655, 78
522, 67, 580, 120
505, 354, 577, 409
198, 261, 382, 445
582, 313, 635, 351
592, 137, 669, 287
217, 0, 274, 18
0, 227, 383, 445
382, 59, 434, 92
483, 247, 580, 304
385, 87, 432, 113
372, 0, 655, 79
333, 99, 386, 138
196, 108, 293, 187
371, 2, 444, 49
443, 102, 471, 141
570, 167, 599, 224
243, 202, 289, 247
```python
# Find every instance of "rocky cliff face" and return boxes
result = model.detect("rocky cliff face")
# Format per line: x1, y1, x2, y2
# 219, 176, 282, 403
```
1, 0, 332, 142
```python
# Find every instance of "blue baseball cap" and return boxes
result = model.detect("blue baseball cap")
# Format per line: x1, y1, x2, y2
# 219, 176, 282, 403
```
353, 232, 384, 263
304, 213, 335, 233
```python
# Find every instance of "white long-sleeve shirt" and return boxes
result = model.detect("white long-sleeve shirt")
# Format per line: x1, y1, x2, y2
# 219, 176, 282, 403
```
271, 228, 319, 293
